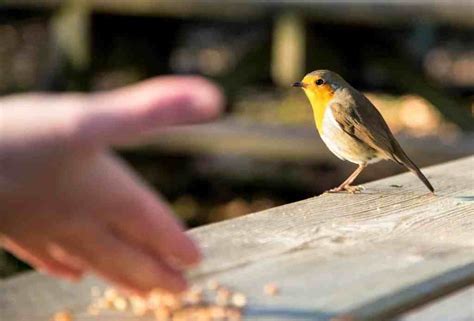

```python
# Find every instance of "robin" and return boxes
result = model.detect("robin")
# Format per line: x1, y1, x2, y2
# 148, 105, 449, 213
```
293, 70, 434, 193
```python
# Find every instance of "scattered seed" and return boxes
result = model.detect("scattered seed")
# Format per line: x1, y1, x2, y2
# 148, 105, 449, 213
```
129, 296, 148, 316
264, 283, 279, 296
207, 279, 220, 290
112, 296, 128, 311
231, 293, 247, 307
209, 306, 227, 318
162, 293, 181, 309
67, 280, 247, 321
183, 288, 203, 305
51, 310, 73, 321
104, 288, 118, 300
154, 306, 171, 321
96, 297, 113, 309
86, 305, 100, 316
216, 287, 231, 306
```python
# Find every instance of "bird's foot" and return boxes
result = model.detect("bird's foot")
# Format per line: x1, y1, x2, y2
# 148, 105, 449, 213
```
345, 185, 365, 193
326, 185, 365, 194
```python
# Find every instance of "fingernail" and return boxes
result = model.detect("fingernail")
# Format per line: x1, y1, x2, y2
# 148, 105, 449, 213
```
170, 240, 202, 269
167, 254, 201, 270
187, 79, 224, 120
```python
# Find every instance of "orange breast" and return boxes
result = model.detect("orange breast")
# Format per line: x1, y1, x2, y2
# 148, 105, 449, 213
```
303, 85, 334, 134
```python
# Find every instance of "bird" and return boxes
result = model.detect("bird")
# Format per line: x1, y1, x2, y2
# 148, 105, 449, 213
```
293, 70, 434, 193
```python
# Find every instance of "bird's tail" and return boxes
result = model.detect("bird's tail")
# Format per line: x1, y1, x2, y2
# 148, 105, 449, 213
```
391, 143, 434, 193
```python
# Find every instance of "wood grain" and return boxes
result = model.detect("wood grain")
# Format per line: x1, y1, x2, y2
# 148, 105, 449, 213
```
1, 156, 473, 320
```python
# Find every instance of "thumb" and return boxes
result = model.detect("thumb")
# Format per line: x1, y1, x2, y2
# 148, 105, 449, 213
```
77, 76, 224, 146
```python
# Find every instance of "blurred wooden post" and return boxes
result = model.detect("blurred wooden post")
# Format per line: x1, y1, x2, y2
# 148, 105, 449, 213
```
42, 0, 91, 90
271, 12, 306, 87
51, 0, 90, 71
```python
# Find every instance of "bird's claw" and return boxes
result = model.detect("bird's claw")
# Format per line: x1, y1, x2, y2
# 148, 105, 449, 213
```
345, 185, 365, 193
326, 185, 365, 194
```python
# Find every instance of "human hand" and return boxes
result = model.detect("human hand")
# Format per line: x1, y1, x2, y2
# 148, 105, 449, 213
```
0, 76, 223, 294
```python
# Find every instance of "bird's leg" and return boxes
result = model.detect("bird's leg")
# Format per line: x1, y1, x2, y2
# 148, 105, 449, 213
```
328, 163, 367, 193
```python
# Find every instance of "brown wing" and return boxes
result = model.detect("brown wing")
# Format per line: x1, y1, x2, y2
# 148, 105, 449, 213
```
330, 91, 397, 159
330, 89, 434, 192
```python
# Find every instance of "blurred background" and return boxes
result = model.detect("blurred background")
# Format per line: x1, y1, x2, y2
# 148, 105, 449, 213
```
1, 0, 473, 277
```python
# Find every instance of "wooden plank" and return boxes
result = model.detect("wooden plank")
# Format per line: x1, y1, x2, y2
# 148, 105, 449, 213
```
1, 156, 473, 320
122, 119, 334, 162
2, 247, 473, 320
400, 286, 474, 321
122, 119, 474, 164
1, 274, 98, 321
271, 12, 306, 87
332, 263, 474, 320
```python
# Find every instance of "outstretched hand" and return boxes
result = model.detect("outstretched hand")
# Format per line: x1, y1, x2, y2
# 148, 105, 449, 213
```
0, 76, 224, 295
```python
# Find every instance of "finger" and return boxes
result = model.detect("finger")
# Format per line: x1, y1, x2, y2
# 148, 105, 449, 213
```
111, 191, 201, 269
59, 223, 187, 294
77, 76, 224, 146
76, 153, 202, 269
1, 237, 84, 281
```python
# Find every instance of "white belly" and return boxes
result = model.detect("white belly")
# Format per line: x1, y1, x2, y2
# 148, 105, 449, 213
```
320, 107, 380, 164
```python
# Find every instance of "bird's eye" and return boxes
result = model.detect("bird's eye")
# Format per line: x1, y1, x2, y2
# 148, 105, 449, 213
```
315, 79, 325, 86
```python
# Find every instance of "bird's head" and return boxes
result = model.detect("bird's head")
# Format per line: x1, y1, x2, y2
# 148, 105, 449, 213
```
292, 70, 346, 110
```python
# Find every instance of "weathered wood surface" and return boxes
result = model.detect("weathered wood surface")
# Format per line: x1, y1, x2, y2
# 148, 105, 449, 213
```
1, 156, 473, 320
400, 286, 474, 321
333, 263, 474, 320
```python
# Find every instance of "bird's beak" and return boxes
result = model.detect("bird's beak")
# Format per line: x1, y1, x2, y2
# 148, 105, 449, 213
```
292, 81, 306, 88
